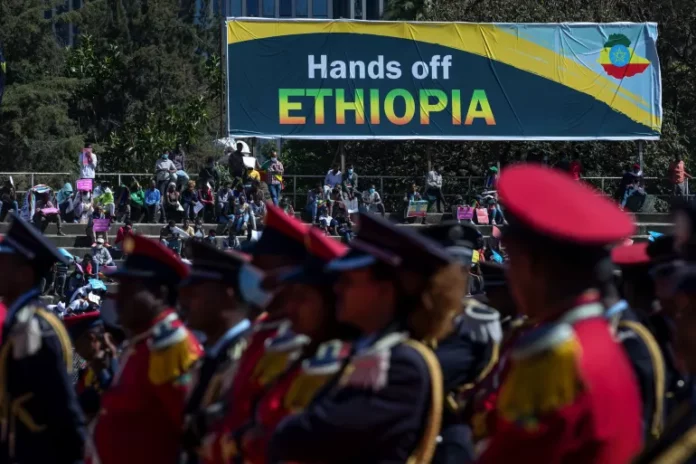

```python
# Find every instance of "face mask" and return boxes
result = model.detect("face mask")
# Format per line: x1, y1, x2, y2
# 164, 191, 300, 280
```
96, 245, 103, 249
348, 169, 353, 174
271, 157, 277, 162
369, 188, 375, 194
162, 154, 169, 160
239, 263, 273, 308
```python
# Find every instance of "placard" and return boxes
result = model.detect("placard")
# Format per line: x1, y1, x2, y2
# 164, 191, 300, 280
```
407, 200, 429, 218
456, 206, 474, 221
92, 218, 111, 233
77, 178, 93, 192
475, 208, 489, 224
40, 207, 59, 215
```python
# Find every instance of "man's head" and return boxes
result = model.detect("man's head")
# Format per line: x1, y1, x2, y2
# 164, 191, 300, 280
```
162, 151, 169, 159
270, 150, 278, 159
168, 220, 176, 228
348, 164, 354, 173
332, 164, 340, 173
84, 143, 93, 152
183, 219, 190, 228
677, 154, 683, 162
206, 156, 215, 167
369, 184, 376, 192
149, 179, 156, 189
236, 142, 243, 152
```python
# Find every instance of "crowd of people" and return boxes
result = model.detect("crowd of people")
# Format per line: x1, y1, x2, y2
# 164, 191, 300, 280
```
1, 163, 696, 464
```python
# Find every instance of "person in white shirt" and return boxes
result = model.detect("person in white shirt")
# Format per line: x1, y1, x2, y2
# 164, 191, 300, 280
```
425, 166, 446, 213
324, 164, 342, 197
362, 184, 386, 217
79, 143, 97, 179
155, 151, 178, 196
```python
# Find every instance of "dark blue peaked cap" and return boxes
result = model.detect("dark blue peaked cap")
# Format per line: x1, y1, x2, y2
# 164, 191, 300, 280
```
327, 213, 453, 273
181, 239, 251, 285
0, 212, 68, 273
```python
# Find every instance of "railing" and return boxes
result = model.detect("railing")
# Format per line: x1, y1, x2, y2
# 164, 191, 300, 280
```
0, 172, 688, 213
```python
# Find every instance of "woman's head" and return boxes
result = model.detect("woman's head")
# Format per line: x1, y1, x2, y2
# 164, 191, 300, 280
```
187, 180, 195, 190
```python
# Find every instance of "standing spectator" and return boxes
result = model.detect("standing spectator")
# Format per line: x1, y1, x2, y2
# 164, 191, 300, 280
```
144, 179, 162, 223
172, 148, 190, 191
129, 181, 145, 222
426, 165, 446, 213
79, 143, 97, 179
619, 164, 645, 210
198, 157, 220, 192
342, 164, 358, 194
155, 151, 178, 196
92, 238, 114, 273
33, 191, 65, 235
669, 154, 692, 197
0, 179, 18, 222
197, 183, 215, 222
164, 182, 181, 222
324, 164, 343, 196
114, 220, 134, 253
181, 181, 199, 221
362, 184, 386, 217
53, 253, 71, 300
570, 157, 583, 181
306, 182, 324, 224
228, 142, 247, 180
216, 183, 233, 219
484, 166, 499, 190
264, 150, 284, 206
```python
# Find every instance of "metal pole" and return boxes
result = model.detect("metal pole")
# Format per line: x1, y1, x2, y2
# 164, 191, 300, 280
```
220, 18, 225, 137
340, 142, 346, 173
638, 140, 645, 171
293, 175, 297, 207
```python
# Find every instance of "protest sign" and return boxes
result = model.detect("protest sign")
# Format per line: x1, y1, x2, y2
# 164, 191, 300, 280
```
76, 178, 93, 192
40, 207, 59, 215
407, 200, 428, 218
457, 206, 474, 221
92, 218, 111, 233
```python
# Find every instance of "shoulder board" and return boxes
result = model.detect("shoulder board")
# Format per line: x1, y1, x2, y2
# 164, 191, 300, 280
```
35, 308, 73, 372
617, 329, 638, 343
254, 314, 286, 333
9, 304, 42, 360
265, 326, 310, 354
148, 331, 202, 386
302, 340, 352, 375
338, 332, 407, 392
149, 313, 187, 351
498, 323, 584, 428
458, 300, 502, 344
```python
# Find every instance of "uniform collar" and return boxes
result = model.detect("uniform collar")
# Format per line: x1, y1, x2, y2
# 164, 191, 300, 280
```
4, 287, 41, 332
606, 299, 629, 318
207, 318, 250, 358
557, 302, 605, 326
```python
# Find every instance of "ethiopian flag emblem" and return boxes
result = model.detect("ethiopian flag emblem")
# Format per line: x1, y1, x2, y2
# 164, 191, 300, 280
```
598, 34, 650, 79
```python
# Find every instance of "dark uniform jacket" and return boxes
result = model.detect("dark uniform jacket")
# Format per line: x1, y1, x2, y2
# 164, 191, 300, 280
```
269, 330, 441, 464
0, 288, 86, 463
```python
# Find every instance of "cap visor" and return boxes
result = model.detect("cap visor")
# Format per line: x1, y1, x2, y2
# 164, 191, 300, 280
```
180, 270, 225, 287
326, 253, 377, 272
106, 267, 157, 279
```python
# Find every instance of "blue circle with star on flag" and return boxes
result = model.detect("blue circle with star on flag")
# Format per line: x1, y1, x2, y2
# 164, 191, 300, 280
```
609, 44, 630, 68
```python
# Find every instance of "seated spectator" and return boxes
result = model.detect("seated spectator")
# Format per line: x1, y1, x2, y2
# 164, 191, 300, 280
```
91, 238, 114, 274
620, 164, 646, 211
342, 164, 358, 194
324, 164, 342, 197
164, 182, 181, 222
362, 184, 386, 217
81, 253, 97, 279
331, 191, 354, 229
182, 218, 195, 237
53, 254, 72, 300
249, 193, 266, 233
0, 180, 19, 223
114, 183, 131, 222
172, 148, 190, 191
216, 183, 233, 220
197, 183, 215, 223
317, 205, 333, 234
56, 182, 74, 221
87, 205, 110, 246
486, 198, 506, 225
193, 219, 205, 239
204, 229, 217, 248
33, 191, 65, 235
233, 195, 251, 235
160, 220, 183, 256
155, 151, 178, 196
129, 181, 145, 222
262, 150, 284, 206
306, 183, 325, 224
93, 181, 115, 217
114, 220, 134, 253
144, 179, 162, 224
243, 165, 261, 199
181, 181, 199, 221
69, 190, 94, 225
198, 157, 220, 192
279, 196, 295, 217
223, 229, 241, 251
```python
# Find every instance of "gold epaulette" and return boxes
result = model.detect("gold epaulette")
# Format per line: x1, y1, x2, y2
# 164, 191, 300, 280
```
498, 323, 583, 429
148, 336, 201, 386
619, 320, 666, 440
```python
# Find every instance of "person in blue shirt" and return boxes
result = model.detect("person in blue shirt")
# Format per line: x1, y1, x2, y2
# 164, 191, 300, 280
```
144, 179, 162, 223
0, 213, 86, 463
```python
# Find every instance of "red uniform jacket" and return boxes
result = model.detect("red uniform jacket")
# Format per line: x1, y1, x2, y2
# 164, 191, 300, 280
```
478, 306, 642, 464
86, 310, 203, 464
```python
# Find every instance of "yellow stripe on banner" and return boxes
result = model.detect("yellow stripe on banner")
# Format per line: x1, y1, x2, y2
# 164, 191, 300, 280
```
227, 20, 660, 131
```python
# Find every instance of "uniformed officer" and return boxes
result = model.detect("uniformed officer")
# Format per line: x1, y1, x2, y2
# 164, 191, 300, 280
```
87, 235, 203, 464
477, 165, 642, 463
179, 240, 257, 464
269, 212, 467, 463
0, 213, 85, 463
634, 265, 696, 464
63, 310, 119, 423
238, 226, 357, 464
610, 243, 667, 443
420, 221, 502, 463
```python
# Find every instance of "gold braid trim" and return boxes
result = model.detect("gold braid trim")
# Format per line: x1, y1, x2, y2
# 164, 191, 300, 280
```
652, 425, 696, 464
36, 309, 73, 372
404, 339, 443, 464
619, 320, 666, 440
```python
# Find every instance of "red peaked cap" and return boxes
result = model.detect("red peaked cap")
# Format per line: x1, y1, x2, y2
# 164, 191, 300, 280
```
62, 311, 103, 340
253, 203, 309, 260
498, 165, 635, 245
306, 226, 348, 262
110, 234, 189, 282
611, 242, 650, 266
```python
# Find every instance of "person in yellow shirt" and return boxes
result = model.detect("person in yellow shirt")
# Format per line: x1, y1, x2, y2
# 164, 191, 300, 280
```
244, 165, 261, 199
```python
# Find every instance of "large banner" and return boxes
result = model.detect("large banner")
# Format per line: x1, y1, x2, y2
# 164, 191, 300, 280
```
226, 20, 661, 141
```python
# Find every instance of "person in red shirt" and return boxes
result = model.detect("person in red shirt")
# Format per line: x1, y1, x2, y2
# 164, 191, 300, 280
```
113, 219, 134, 253
569, 156, 582, 181
197, 183, 215, 222
86, 235, 203, 464
476, 165, 642, 464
